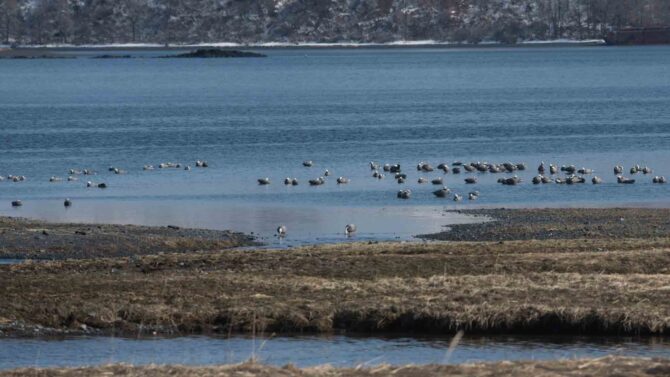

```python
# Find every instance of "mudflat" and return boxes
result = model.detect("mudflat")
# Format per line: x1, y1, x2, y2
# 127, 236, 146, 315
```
1, 356, 669, 377
1, 208, 669, 337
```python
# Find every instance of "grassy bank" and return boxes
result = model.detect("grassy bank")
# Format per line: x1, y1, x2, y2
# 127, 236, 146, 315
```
2, 208, 670, 337
2, 357, 669, 377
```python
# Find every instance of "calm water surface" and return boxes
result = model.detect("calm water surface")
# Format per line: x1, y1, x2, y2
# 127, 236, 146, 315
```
1, 335, 669, 369
1, 46, 669, 241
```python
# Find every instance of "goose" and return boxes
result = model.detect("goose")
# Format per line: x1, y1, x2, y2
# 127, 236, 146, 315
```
452, 161, 463, 166
642, 166, 653, 174
431, 177, 443, 185
561, 165, 577, 174
592, 176, 603, 184
337, 177, 350, 184
277, 225, 287, 237
516, 163, 527, 171
143, 165, 155, 171
258, 178, 271, 185
11, 200, 22, 207
394, 173, 407, 179
566, 175, 585, 184
538, 162, 546, 174
502, 162, 516, 172
389, 164, 401, 173
67, 176, 77, 182
397, 177, 405, 184
453, 194, 463, 202
541, 176, 553, 184
617, 175, 635, 184
382, 164, 391, 172
397, 189, 411, 199
284, 177, 292, 185
370, 162, 380, 170
195, 160, 208, 168
309, 177, 326, 186
69, 169, 82, 175
303, 160, 314, 167
345, 224, 357, 235
549, 164, 558, 175
433, 187, 451, 198
653, 176, 667, 184
87, 181, 94, 188
97, 183, 107, 189
614, 165, 623, 175
630, 166, 640, 174
498, 176, 521, 186
468, 191, 479, 201
324, 169, 331, 177
417, 177, 428, 184
437, 163, 449, 173
184, 165, 191, 171
532, 176, 542, 185
49, 176, 62, 182
83, 169, 94, 175
463, 164, 476, 173
452, 167, 461, 174
291, 178, 299, 186
464, 177, 478, 184
64, 198, 72, 207
555, 178, 566, 184
577, 168, 593, 175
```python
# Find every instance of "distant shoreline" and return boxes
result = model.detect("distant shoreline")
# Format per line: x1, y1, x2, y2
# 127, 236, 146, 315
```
1, 39, 607, 51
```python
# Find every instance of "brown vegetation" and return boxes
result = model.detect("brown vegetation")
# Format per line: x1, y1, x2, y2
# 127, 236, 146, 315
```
2, 356, 669, 377
2, 209, 670, 337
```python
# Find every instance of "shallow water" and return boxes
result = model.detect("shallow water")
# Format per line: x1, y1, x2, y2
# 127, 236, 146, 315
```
1, 46, 669, 241
0, 335, 668, 370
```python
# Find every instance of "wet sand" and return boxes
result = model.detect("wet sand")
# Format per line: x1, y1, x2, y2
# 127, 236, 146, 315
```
1, 356, 668, 377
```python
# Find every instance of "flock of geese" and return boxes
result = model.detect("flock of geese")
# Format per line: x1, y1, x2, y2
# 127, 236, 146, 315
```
3, 158, 667, 238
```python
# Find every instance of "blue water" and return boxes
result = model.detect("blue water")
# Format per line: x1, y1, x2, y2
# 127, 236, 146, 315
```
0, 46, 669, 240
1, 335, 668, 369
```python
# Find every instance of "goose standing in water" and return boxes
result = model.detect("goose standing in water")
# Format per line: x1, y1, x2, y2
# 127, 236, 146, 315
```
277, 225, 287, 237
258, 178, 271, 185
345, 224, 357, 236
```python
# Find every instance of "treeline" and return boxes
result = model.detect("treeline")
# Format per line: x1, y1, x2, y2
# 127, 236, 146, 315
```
1, 0, 669, 45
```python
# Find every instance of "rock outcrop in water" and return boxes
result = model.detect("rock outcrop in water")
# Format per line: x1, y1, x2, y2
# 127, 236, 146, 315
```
164, 49, 266, 58
1, 0, 669, 46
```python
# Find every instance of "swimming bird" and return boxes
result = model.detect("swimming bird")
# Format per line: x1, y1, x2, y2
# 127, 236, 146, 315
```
642, 166, 653, 174
284, 177, 292, 185
432, 177, 443, 185
258, 178, 271, 185
614, 165, 623, 175
291, 178, 299, 186
538, 162, 545, 174
452, 167, 461, 174
532, 176, 542, 185
418, 177, 428, 184
277, 225, 286, 237
345, 224, 357, 235
592, 176, 603, 184
468, 191, 479, 201
463, 164, 476, 173
11, 200, 22, 207
617, 175, 635, 184
464, 177, 478, 184
516, 163, 527, 171
397, 189, 411, 199
577, 168, 593, 175
184, 165, 191, 171
389, 164, 402, 173
433, 187, 451, 198
549, 164, 558, 175
453, 194, 463, 202
370, 162, 380, 170
337, 177, 350, 184
397, 177, 405, 184
303, 160, 314, 167
49, 176, 62, 182
97, 183, 107, 189
64, 198, 72, 207
653, 176, 667, 184
309, 177, 326, 186
437, 163, 449, 173
324, 169, 331, 177
143, 165, 155, 171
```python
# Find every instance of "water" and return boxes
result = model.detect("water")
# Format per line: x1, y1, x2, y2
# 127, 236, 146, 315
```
0, 335, 668, 370
1, 46, 669, 241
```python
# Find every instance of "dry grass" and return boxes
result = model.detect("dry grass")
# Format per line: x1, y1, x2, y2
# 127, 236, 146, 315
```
2, 357, 669, 377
